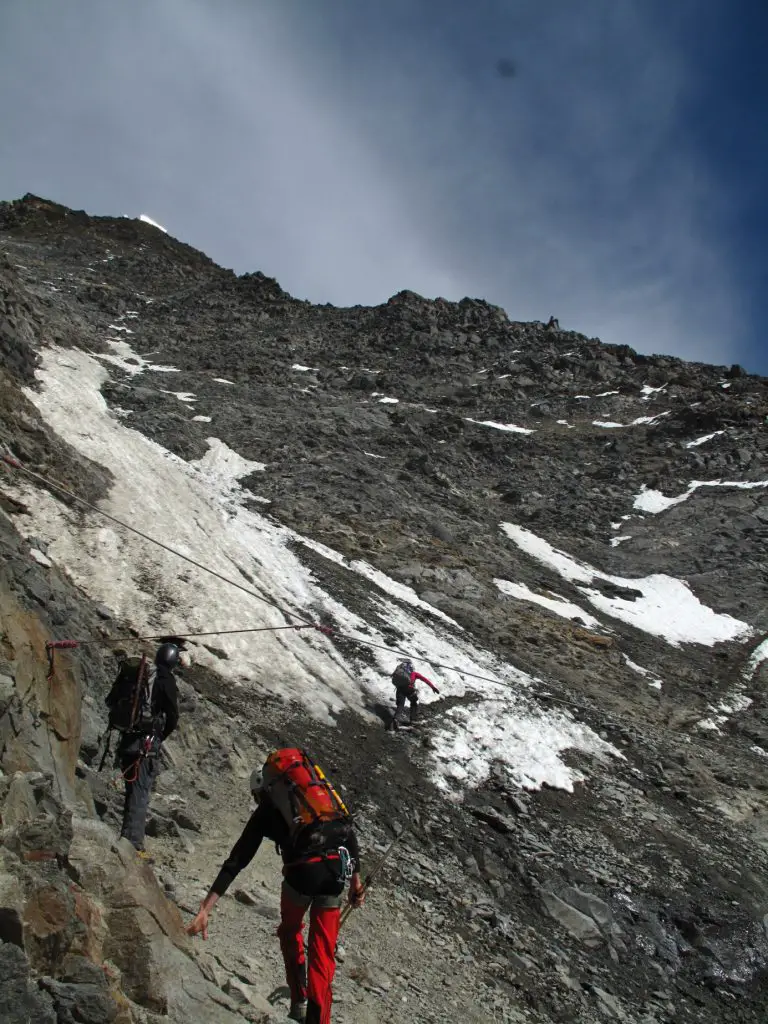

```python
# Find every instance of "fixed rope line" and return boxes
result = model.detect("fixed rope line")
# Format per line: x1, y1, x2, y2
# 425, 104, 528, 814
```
1, 452, 311, 626
47, 624, 327, 649
2, 453, 593, 711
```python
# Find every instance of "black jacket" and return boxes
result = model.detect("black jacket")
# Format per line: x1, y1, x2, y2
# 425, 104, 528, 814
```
109, 664, 179, 751
211, 798, 360, 897
151, 665, 179, 740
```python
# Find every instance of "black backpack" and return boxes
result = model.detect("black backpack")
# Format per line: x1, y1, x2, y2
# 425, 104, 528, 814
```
391, 661, 413, 690
105, 654, 157, 733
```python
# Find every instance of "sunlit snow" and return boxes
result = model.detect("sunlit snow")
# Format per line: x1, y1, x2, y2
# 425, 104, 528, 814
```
744, 638, 768, 682
686, 431, 725, 448
494, 579, 600, 629
161, 390, 196, 404
634, 479, 768, 514
500, 522, 752, 646
465, 419, 534, 435
93, 339, 180, 376
192, 416, 212, 423
7, 345, 620, 795
139, 213, 168, 233
622, 654, 663, 690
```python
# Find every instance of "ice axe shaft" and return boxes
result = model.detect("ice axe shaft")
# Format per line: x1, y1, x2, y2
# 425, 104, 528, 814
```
339, 830, 405, 933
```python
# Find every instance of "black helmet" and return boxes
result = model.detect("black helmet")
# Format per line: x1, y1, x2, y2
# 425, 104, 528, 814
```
155, 642, 181, 669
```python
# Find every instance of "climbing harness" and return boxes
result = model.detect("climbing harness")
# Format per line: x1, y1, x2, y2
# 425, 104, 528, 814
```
338, 830, 406, 934
337, 846, 353, 883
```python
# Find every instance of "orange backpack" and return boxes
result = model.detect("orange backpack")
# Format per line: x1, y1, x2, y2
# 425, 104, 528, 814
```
261, 748, 350, 846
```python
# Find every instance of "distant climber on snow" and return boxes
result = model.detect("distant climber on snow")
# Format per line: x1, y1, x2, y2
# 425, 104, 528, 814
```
187, 747, 364, 1024
388, 658, 439, 730
104, 636, 188, 858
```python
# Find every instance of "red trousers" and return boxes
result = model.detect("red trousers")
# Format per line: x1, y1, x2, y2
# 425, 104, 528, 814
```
277, 883, 341, 1024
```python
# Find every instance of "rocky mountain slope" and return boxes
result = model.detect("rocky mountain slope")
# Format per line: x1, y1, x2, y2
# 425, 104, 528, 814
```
1, 192, 767, 1024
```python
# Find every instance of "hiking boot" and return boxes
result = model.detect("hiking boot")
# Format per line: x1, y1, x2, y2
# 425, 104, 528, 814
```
136, 850, 155, 864
288, 1001, 307, 1022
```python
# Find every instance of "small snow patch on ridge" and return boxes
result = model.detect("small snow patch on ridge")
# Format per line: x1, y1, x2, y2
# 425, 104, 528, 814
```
139, 213, 168, 233
622, 654, 663, 690
686, 431, 725, 448
465, 419, 534, 435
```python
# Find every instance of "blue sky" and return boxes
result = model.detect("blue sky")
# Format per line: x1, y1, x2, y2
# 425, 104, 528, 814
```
1, 0, 766, 373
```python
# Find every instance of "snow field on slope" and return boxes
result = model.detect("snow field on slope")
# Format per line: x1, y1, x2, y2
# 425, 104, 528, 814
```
500, 523, 751, 646
9, 345, 618, 795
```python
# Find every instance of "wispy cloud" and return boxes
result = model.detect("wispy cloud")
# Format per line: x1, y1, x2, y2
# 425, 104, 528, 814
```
0, 0, 744, 365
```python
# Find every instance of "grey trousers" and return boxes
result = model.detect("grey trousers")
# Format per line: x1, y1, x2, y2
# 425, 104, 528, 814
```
119, 753, 159, 851
393, 686, 418, 726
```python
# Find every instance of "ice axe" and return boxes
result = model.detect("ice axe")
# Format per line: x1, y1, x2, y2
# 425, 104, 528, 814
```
338, 830, 406, 935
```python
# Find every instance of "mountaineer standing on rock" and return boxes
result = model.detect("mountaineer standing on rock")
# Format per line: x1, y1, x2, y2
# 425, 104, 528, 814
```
388, 658, 440, 730
187, 747, 365, 1024
104, 636, 186, 858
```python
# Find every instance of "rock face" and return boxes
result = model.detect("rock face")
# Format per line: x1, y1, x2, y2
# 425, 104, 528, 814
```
0, 192, 767, 1023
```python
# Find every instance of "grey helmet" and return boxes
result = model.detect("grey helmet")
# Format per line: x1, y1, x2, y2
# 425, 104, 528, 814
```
155, 641, 182, 669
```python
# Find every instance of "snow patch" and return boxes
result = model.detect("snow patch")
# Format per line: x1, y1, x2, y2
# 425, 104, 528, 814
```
744, 638, 768, 682
213, 378, 236, 385
494, 579, 600, 629
465, 419, 534, 435
431, 700, 616, 793
634, 479, 768, 514
593, 412, 670, 429
500, 522, 752, 647
686, 431, 725, 448
610, 535, 632, 547
161, 390, 196, 404
697, 693, 752, 734
190, 438, 266, 490
622, 655, 663, 689
94, 339, 180, 376
192, 415, 212, 423
291, 364, 319, 372
139, 213, 168, 233
640, 383, 667, 399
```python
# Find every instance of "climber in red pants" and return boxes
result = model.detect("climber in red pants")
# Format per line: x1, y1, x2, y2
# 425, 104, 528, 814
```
187, 748, 364, 1023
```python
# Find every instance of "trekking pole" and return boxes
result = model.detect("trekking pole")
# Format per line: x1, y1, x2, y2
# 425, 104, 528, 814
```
338, 831, 406, 933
